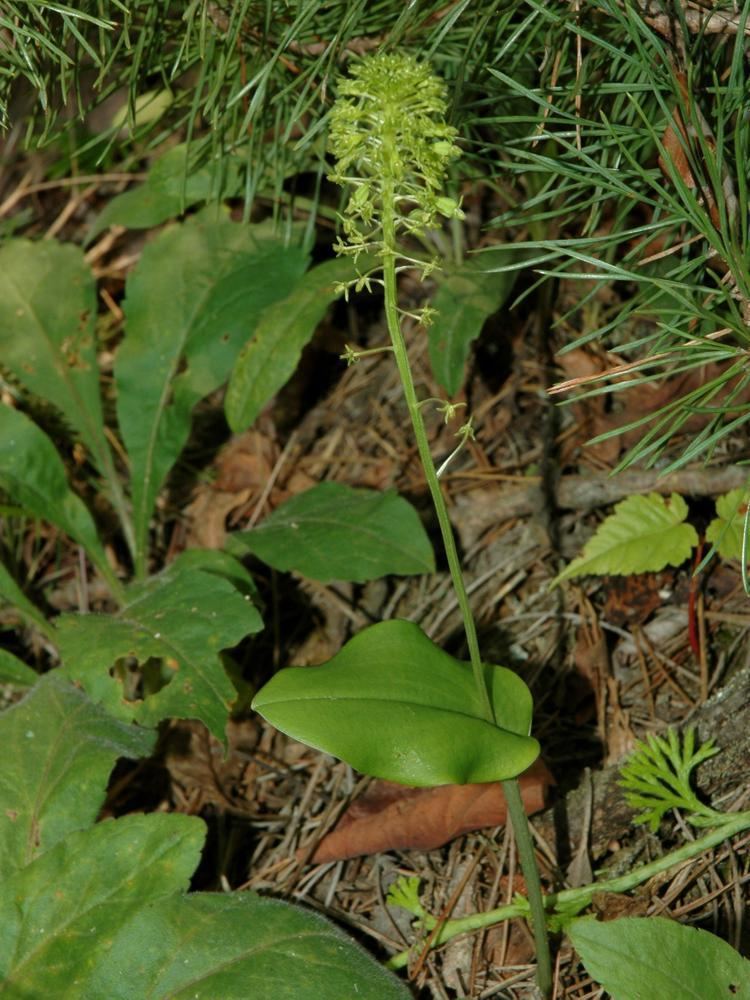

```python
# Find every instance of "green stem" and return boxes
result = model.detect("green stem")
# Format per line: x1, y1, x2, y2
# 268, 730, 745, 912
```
380, 213, 493, 723
387, 810, 750, 971
503, 777, 553, 996
380, 201, 552, 997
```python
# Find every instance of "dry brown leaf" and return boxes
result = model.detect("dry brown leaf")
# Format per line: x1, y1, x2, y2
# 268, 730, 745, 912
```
308, 759, 554, 862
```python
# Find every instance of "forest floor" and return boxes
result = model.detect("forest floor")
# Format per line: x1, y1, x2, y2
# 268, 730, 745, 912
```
3, 162, 750, 999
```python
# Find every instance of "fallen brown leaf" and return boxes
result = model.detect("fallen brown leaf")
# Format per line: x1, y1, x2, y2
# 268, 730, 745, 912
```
308, 759, 554, 862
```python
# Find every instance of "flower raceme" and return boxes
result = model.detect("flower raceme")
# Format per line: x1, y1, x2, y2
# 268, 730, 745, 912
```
327, 52, 465, 266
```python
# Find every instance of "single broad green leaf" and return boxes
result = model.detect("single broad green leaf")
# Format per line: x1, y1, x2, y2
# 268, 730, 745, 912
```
706, 487, 747, 560
116, 211, 308, 570
428, 254, 519, 395
55, 563, 263, 740
83, 893, 412, 1000
0, 673, 155, 877
87, 144, 244, 239
569, 916, 750, 1000
0, 649, 37, 688
553, 493, 698, 585
0, 560, 49, 633
0, 813, 205, 995
228, 482, 435, 583
168, 548, 259, 599
225, 255, 369, 432
0, 240, 114, 482
0, 405, 114, 587
252, 619, 539, 785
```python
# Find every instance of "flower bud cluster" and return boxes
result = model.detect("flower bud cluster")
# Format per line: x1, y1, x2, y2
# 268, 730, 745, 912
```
327, 51, 464, 272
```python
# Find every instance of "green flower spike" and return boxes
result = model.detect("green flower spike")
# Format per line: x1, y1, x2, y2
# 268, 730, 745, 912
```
328, 51, 464, 268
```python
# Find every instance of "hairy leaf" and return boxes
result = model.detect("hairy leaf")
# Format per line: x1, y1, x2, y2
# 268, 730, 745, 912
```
84, 893, 412, 1000
253, 619, 539, 785
56, 562, 262, 740
0, 813, 204, 994
0, 673, 154, 877
226, 256, 366, 432
228, 482, 435, 582
116, 212, 308, 569
569, 916, 750, 999
428, 255, 519, 395
706, 487, 747, 560
0, 405, 113, 584
0, 240, 112, 481
554, 493, 698, 584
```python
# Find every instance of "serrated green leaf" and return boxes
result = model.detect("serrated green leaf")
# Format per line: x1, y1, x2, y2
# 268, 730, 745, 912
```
706, 487, 747, 560
55, 563, 262, 740
569, 916, 750, 1000
83, 893, 412, 1000
228, 482, 435, 582
87, 144, 244, 239
0, 240, 113, 482
253, 619, 539, 786
0, 405, 114, 588
554, 493, 698, 584
0, 673, 154, 877
428, 255, 519, 395
0, 813, 204, 994
0, 649, 37, 688
225, 255, 368, 432
116, 212, 308, 571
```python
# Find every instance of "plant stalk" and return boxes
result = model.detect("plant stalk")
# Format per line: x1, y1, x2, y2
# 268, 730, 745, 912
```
380, 204, 553, 997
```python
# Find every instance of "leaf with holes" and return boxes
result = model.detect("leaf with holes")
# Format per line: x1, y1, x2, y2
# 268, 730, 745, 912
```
55, 560, 263, 741
253, 619, 539, 786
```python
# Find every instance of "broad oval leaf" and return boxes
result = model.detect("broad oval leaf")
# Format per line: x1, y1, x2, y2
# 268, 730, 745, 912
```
554, 492, 698, 584
0, 404, 114, 586
0, 239, 113, 483
83, 893, 411, 1000
225, 255, 368, 432
56, 561, 263, 741
428, 255, 519, 395
116, 212, 308, 569
252, 619, 539, 786
0, 813, 204, 993
569, 916, 750, 1000
0, 674, 154, 877
706, 487, 747, 560
228, 482, 435, 582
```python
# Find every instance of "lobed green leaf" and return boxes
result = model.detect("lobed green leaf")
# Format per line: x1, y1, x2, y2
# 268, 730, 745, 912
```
706, 487, 747, 561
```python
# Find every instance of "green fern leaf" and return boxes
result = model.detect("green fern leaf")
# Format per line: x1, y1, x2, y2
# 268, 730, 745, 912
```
705, 488, 747, 561
554, 493, 698, 584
